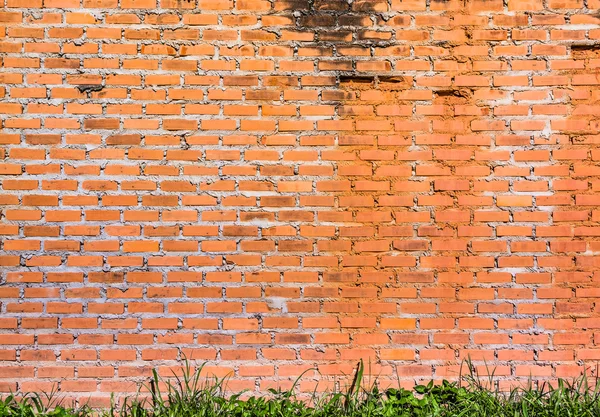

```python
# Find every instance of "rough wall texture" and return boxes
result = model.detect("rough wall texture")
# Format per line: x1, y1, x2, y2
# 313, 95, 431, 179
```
1, 0, 600, 404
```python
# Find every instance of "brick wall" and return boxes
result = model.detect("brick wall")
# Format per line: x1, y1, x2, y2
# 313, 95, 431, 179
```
2, 0, 600, 404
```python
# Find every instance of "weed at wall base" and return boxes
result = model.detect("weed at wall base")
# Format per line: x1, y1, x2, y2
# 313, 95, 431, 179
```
2, 360, 600, 417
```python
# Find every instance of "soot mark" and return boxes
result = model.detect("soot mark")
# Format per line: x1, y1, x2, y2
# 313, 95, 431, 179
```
570, 43, 600, 59
77, 84, 104, 93
339, 75, 375, 84
352, 0, 388, 11
571, 44, 600, 52
378, 76, 407, 84
436, 89, 472, 98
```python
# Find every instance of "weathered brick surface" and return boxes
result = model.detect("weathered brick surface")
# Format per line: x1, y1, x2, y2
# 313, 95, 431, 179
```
1, 0, 600, 403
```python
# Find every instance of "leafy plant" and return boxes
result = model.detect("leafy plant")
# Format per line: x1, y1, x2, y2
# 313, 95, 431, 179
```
0, 388, 90, 417
2, 360, 600, 417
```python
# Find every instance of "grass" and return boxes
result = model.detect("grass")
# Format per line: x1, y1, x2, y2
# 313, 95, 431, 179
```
2, 361, 600, 417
